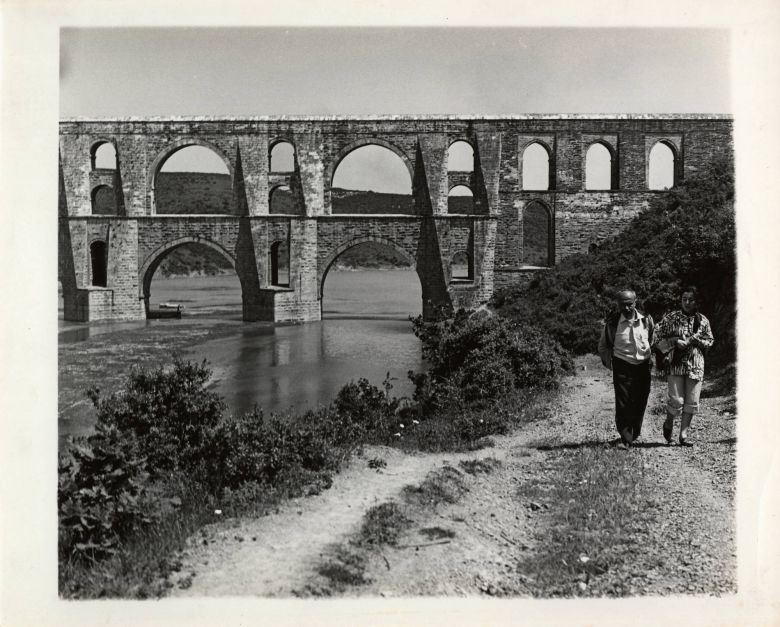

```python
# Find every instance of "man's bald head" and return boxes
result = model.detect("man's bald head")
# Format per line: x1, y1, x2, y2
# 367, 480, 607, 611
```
616, 290, 638, 319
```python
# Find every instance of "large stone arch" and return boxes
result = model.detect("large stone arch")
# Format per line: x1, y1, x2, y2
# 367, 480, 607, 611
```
318, 235, 418, 299
138, 236, 238, 313
147, 139, 234, 215
326, 138, 414, 188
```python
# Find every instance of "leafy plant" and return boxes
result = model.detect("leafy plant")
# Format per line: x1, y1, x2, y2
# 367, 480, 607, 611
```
58, 424, 154, 562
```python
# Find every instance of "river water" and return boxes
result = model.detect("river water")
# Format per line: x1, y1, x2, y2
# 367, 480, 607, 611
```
58, 270, 424, 444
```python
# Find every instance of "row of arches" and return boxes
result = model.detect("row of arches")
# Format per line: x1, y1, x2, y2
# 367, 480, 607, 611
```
90, 139, 475, 176
87, 192, 553, 297
85, 137, 678, 215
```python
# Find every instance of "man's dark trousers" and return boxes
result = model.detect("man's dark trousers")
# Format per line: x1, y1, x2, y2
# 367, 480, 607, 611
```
612, 357, 651, 442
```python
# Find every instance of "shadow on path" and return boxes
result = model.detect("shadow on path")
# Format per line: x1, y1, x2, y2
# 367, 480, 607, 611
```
534, 439, 676, 451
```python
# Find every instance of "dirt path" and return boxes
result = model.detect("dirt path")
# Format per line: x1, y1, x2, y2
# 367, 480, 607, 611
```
168, 354, 736, 598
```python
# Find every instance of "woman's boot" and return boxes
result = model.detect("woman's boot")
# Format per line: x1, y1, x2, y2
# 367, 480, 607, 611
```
679, 412, 693, 446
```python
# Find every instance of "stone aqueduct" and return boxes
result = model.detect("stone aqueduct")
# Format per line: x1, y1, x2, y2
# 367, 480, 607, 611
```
58, 114, 733, 323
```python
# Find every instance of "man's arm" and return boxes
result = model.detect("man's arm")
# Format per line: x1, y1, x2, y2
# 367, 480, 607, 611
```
597, 324, 612, 370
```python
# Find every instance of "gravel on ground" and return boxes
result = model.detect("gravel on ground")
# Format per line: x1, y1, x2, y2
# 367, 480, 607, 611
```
167, 354, 736, 598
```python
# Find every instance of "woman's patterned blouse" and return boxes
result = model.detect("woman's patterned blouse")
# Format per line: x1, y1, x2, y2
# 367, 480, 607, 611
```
653, 310, 714, 381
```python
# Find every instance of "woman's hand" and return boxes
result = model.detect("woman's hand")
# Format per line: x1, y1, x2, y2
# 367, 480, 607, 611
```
675, 338, 689, 349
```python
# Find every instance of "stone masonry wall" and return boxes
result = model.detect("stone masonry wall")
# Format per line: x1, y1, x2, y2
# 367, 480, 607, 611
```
59, 115, 733, 322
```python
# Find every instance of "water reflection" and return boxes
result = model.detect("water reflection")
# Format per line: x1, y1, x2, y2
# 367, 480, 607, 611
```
59, 270, 423, 438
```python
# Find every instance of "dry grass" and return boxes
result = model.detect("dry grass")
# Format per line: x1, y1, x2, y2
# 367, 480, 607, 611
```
515, 445, 656, 597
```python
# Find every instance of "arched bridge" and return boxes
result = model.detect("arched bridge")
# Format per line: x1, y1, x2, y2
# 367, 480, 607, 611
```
58, 114, 733, 322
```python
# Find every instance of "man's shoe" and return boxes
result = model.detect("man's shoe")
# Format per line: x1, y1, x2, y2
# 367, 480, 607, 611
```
616, 441, 631, 450
679, 437, 693, 447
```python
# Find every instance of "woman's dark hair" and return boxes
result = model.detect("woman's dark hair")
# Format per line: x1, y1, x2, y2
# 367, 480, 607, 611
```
680, 286, 699, 300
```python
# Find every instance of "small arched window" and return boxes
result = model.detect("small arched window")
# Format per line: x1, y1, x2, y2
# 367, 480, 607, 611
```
90, 240, 107, 287
648, 142, 676, 190
269, 240, 290, 287
447, 185, 474, 214
522, 142, 551, 191
522, 202, 552, 267
585, 142, 615, 191
91, 142, 116, 170
91, 185, 117, 215
447, 141, 474, 172
270, 142, 295, 173
269, 186, 295, 214
450, 251, 473, 281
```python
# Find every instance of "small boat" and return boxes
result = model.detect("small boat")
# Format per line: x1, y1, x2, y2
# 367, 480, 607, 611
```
148, 303, 182, 319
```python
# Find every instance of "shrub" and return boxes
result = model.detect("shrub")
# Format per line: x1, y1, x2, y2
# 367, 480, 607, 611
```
409, 309, 573, 411
332, 377, 400, 443
86, 359, 226, 478
214, 408, 342, 490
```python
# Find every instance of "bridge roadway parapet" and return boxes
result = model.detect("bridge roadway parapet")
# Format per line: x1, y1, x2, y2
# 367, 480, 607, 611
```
58, 114, 733, 322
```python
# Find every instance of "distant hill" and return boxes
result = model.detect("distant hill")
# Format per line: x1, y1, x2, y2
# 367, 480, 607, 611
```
333, 241, 412, 269
330, 188, 414, 214
157, 244, 233, 277
157, 240, 412, 278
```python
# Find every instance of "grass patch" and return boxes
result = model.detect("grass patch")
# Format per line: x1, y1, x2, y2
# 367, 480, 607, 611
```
394, 389, 557, 453
367, 457, 387, 470
402, 466, 469, 507
314, 545, 371, 591
419, 526, 457, 540
357, 502, 412, 547
515, 446, 657, 597
312, 501, 411, 593
459, 457, 502, 475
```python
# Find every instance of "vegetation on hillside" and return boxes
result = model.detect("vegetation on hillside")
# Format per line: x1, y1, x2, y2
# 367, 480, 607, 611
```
494, 156, 736, 365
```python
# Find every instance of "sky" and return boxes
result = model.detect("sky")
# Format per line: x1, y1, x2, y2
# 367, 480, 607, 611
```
60, 27, 730, 117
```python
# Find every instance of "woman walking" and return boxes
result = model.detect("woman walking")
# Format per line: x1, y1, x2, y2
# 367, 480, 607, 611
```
653, 287, 715, 446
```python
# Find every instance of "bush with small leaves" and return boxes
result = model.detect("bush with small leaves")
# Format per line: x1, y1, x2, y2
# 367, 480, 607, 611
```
332, 378, 401, 443
86, 359, 226, 479
409, 309, 573, 411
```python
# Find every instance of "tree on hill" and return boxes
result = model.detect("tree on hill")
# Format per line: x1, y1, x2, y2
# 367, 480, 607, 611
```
494, 155, 735, 366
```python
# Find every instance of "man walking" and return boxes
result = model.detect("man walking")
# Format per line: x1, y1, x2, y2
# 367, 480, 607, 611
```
598, 289, 654, 449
